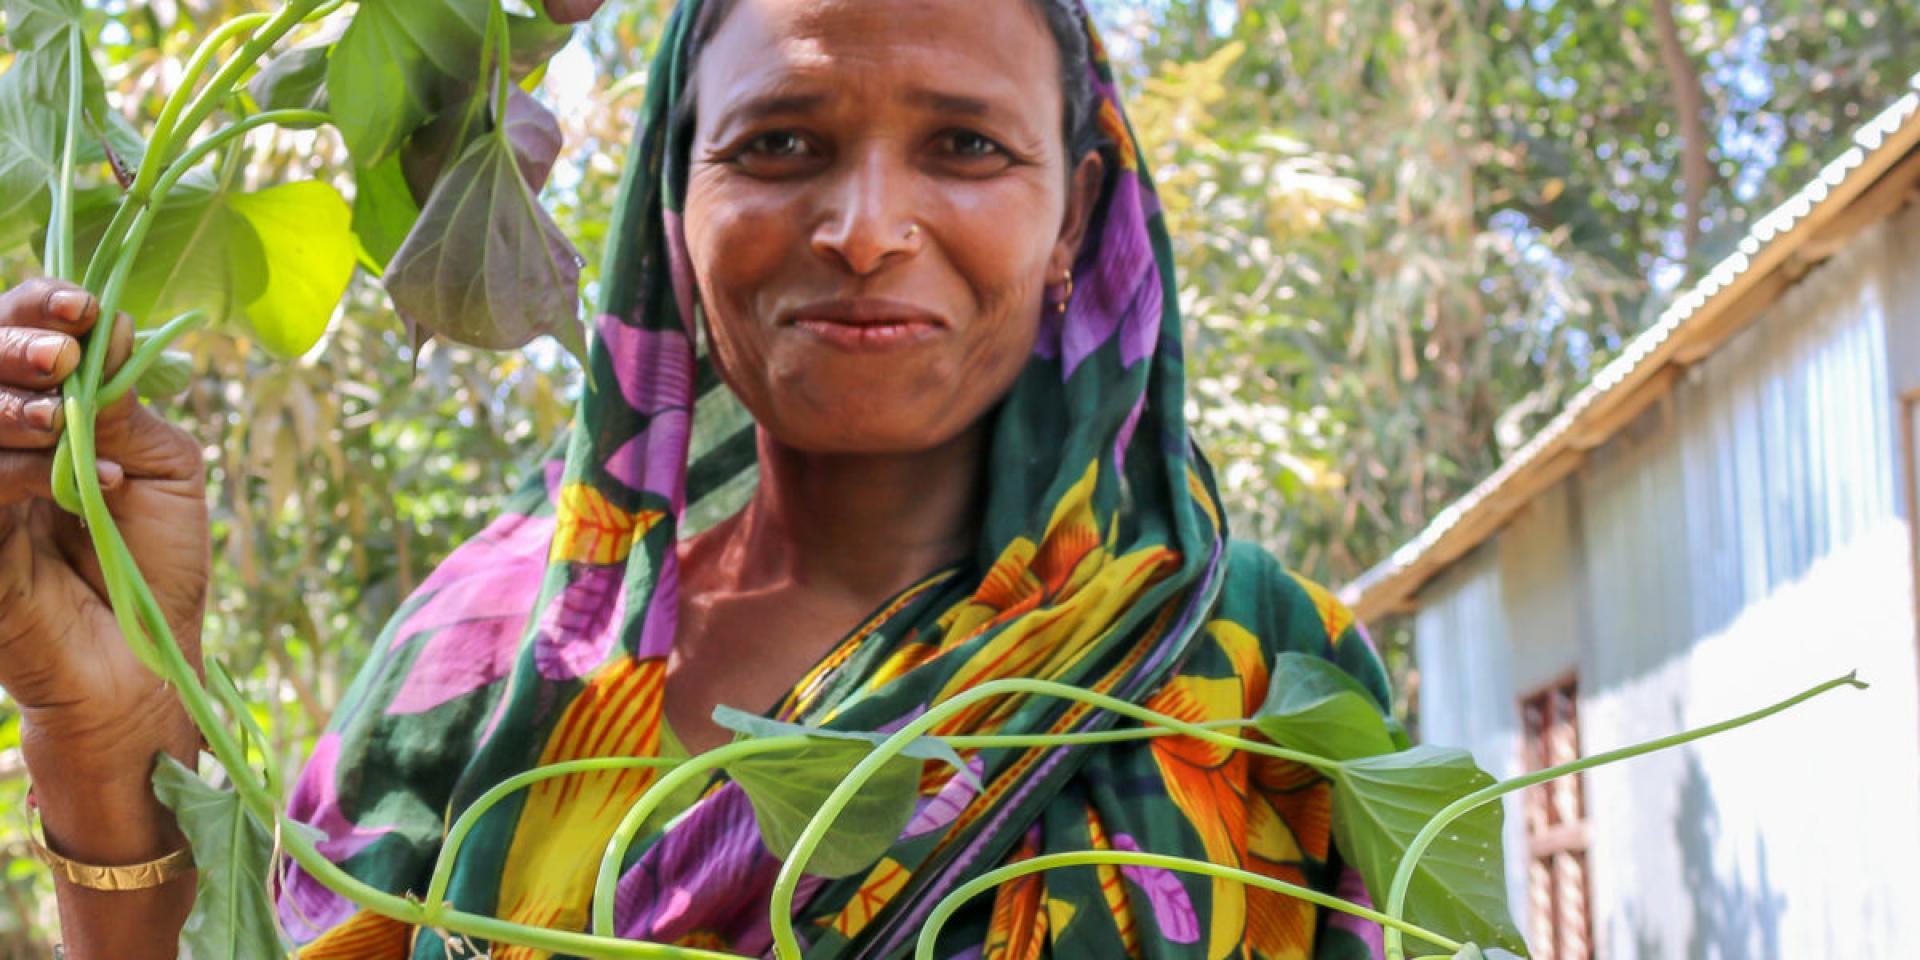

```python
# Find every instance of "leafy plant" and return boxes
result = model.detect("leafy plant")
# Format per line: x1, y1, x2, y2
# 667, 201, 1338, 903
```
0, 1, 1874, 957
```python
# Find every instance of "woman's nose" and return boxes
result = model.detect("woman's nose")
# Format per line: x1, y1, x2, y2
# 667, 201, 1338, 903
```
810, 150, 921, 275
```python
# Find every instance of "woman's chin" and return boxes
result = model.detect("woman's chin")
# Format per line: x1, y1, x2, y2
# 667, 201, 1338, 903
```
763, 405, 979, 458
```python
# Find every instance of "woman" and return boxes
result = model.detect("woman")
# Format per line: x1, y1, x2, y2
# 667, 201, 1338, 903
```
0, 0, 1394, 957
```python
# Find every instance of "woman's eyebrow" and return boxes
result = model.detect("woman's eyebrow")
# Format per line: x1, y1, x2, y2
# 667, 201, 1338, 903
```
902, 88, 994, 118
712, 92, 828, 132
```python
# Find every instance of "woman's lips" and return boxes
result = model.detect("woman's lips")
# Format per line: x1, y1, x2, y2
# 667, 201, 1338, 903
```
782, 298, 947, 352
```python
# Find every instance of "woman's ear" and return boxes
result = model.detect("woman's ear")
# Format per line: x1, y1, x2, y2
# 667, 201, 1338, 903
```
1050, 149, 1107, 275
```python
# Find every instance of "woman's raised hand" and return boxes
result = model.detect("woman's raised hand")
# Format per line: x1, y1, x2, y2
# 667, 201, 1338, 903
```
0, 276, 209, 799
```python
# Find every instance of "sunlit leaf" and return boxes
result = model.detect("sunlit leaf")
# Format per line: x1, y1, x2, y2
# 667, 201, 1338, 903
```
227, 181, 356, 356
79, 178, 352, 355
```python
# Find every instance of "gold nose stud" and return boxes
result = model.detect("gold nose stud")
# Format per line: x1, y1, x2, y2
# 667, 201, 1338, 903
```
904, 223, 920, 241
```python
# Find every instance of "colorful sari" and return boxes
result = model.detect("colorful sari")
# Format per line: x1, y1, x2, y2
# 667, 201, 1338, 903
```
276, 2, 1392, 957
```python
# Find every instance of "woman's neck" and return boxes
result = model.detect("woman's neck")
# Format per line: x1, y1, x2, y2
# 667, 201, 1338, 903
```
702, 425, 984, 607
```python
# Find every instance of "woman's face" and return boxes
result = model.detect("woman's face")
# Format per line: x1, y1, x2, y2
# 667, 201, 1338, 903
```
683, 0, 1103, 455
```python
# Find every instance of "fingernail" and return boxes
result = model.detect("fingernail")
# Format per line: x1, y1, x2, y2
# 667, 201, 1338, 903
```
97, 460, 124, 490
26, 397, 61, 431
49, 290, 92, 324
28, 336, 68, 375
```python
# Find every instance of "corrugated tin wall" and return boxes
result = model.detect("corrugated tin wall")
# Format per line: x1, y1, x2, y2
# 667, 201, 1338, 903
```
1413, 202, 1920, 959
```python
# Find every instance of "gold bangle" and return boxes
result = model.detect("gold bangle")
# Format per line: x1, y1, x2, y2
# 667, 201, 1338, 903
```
28, 810, 194, 892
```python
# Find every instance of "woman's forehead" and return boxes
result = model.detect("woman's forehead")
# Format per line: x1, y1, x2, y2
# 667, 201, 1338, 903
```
693, 0, 1062, 121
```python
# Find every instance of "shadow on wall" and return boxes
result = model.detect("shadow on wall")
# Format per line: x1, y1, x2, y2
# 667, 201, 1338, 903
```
1626, 751, 1784, 959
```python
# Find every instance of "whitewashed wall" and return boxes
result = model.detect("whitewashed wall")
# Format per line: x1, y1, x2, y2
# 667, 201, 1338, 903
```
1413, 204, 1920, 959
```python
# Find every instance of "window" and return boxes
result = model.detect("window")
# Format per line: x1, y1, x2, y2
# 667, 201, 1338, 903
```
1520, 676, 1592, 960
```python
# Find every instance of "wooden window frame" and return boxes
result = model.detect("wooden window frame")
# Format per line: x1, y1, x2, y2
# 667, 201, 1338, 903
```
1519, 674, 1592, 960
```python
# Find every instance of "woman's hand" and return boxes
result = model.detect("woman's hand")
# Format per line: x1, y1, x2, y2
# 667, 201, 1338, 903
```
0, 276, 210, 793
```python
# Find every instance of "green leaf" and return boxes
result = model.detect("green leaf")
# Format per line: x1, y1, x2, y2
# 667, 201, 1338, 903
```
247, 43, 332, 126
350, 155, 421, 274
404, 87, 562, 203
1, 0, 108, 127
712, 706, 974, 777
134, 350, 194, 398
226, 181, 356, 356
1331, 746, 1526, 955
713, 707, 974, 878
1253, 652, 1396, 761
151, 755, 290, 958
0, 65, 57, 252
384, 132, 583, 354
0, 0, 81, 51
325, 0, 473, 166
81, 178, 352, 355
97, 177, 261, 329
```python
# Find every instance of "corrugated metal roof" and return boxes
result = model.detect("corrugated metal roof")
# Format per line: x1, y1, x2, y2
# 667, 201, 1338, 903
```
1339, 75, 1920, 622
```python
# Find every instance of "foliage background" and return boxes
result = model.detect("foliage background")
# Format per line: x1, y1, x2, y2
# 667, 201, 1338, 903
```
0, 0, 1914, 951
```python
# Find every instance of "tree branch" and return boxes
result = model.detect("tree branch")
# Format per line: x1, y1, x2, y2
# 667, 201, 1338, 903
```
1651, 0, 1712, 261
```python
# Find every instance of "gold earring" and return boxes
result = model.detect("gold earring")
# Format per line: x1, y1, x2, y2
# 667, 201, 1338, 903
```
1055, 269, 1073, 315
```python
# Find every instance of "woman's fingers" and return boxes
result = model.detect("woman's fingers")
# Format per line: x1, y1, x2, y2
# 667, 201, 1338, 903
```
0, 450, 122, 508
0, 386, 65, 448
0, 327, 81, 391
0, 277, 99, 336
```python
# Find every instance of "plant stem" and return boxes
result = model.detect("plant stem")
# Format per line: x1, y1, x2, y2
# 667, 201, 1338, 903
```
132, 12, 274, 202
588, 736, 818, 937
161, 1, 326, 176
915, 851, 1462, 960
490, 0, 514, 127
765, 677, 1335, 958
1379, 672, 1866, 960
98, 309, 208, 405
47, 28, 85, 280
422, 756, 683, 923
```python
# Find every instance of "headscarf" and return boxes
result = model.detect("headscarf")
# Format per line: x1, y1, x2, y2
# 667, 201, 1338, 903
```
277, 3, 1393, 958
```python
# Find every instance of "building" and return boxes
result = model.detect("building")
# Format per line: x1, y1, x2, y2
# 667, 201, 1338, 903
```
1340, 82, 1920, 959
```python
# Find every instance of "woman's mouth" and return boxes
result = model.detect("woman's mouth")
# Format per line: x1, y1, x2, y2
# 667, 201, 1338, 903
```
781, 298, 948, 352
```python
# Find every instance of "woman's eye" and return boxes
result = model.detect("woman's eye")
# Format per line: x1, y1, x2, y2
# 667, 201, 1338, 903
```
745, 131, 809, 157
944, 131, 1004, 158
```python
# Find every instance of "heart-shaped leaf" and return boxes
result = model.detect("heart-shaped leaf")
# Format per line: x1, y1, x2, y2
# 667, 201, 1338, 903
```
152, 755, 290, 958
384, 131, 584, 356
226, 181, 356, 356
713, 707, 973, 878
1253, 652, 1396, 761
402, 87, 561, 204
1331, 746, 1526, 955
